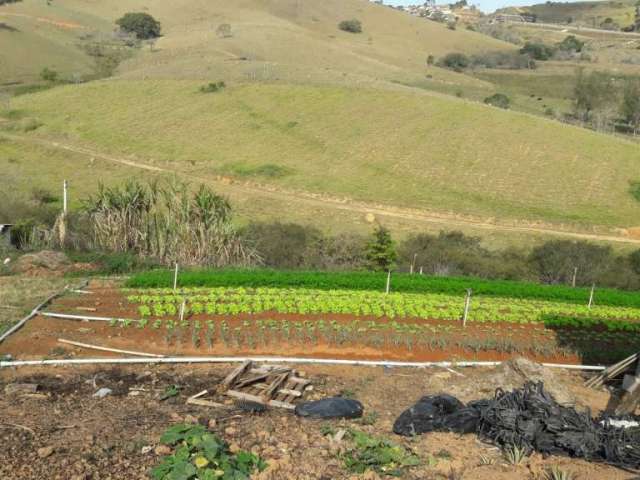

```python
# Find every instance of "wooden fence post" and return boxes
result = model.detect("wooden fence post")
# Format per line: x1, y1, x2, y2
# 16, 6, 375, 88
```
462, 289, 472, 327
385, 270, 391, 295
173, 263, 179, 291
571, 267, 578, 288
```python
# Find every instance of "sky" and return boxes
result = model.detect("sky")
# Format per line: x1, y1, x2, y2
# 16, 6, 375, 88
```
382, 0, 553, 14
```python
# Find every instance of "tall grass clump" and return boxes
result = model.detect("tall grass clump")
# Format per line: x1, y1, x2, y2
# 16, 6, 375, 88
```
84, 180, 258, 267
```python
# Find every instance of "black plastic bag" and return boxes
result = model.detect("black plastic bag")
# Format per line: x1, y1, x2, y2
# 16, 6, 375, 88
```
295, 397, 364, 419
393, 394, 465, 436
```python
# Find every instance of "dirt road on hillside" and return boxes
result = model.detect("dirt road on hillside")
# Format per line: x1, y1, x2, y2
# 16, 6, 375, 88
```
5, 132, 640, 245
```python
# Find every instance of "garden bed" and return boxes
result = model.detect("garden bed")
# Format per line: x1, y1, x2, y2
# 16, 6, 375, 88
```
2, 281, 640, 364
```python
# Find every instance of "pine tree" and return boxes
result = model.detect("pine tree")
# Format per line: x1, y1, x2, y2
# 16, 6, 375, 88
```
365, 226, 397, 272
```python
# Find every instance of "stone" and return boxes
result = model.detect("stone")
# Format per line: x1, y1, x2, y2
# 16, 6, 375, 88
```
37, 446, 54, 458
154, 445, 172, 456
224, 426, 237, 436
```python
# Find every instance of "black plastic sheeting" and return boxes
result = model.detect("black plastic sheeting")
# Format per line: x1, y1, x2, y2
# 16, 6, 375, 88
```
295, 397, 364, 419
394, 382, 640, 470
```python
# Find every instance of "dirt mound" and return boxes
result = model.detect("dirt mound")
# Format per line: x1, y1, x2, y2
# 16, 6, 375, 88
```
490, 357, 576, 406
11, 251, 71, 277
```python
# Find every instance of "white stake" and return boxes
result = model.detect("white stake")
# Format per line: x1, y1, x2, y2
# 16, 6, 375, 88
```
173, 263, 179, 291
179, 300, 186, 322
572, 267, 578, 288
462, 288, 472, 327
385, 270, 391, 294
419, 266, 423, 275
588, 284, 595, 309
63, 180, 68, 214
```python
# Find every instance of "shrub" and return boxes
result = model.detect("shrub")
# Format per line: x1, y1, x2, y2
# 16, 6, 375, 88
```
484, 93, 510, 109
447, 21, 457, 30
199, 81, 226, 93
40, 67, 58, 82
557, 35, 584, 53
216, 23, 232, 38
520, 42, 555, 60
116, 12, 161, 39
426, 55, 435, 65
338, 19, 362, 33
438, 52, 470, 72
471, 51, 534, 70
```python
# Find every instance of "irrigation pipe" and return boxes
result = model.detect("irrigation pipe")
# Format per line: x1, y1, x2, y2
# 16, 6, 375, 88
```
0, 355, 607, 370
57, 338, 165, 358
0, 280, 88, 345
41, 312, 130, 322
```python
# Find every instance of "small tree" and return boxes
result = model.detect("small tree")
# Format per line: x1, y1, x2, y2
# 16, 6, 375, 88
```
557, 35, 584, 53
622, 79, 640, 134
426, 55, 435, 66
573, 69, 615, 125
520, 42, 554, 60
116, 12, 161, 40
216, 23, 232, 38
40, 66, 58, 82
365, 226, 397, 272
484, 93, 510, 109
339, 19, 362, 33
438, 52, 470, 72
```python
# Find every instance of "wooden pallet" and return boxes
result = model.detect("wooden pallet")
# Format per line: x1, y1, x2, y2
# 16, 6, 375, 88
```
219, 361, 311, 410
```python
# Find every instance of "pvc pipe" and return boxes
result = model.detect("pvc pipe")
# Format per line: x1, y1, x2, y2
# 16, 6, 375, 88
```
41, 312, 129, 323
57, 338, 165, 358
0, 355, 606, 370
0, 285, 78, 344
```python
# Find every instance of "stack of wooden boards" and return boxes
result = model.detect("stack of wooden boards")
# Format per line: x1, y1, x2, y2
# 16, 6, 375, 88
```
187, 361, 312, 410
585, 352, 640, 415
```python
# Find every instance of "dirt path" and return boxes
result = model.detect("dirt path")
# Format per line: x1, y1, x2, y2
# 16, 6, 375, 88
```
0, 12, 86, 30
6, 132, 640, 245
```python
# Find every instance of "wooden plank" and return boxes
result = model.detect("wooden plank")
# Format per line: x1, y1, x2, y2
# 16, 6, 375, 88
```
585, 353, 638, 388
226, 389, 296, 410
278, 388, 302, 397
263, 372, 290, 401
187, 398, 226, 408
235, 368, 291, 389
220, 360, 252, 389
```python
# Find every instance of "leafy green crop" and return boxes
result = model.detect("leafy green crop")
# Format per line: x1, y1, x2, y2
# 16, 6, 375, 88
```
125, 269, 640, 308
342, 430, 420, 476
151, 424, 267, 480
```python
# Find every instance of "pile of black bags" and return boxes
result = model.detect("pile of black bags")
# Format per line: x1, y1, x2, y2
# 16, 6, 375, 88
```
393, 381, 640, 470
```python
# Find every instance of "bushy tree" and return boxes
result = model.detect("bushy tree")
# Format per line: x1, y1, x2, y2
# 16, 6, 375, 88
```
484, 93, 510, 109
40, 66, 58, 82
242, 222, 322, 269
557, 35, 584, 53
573, 69, 615, 125
621, 79, 640, 134
520, 42, 554, 60
438, 52, 470, 72
116, 12, 161, 39
0, 0, 21, 4
365, 226, 397, 272
529, 240, 612, 286
338, 19, 362, 33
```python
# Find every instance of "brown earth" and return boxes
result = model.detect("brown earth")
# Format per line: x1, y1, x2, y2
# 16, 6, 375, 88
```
0, 363, 634, 480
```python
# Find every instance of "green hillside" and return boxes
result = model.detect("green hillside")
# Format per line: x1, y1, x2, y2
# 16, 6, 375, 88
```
3, 0, 640, 248
7, 79, 640, 230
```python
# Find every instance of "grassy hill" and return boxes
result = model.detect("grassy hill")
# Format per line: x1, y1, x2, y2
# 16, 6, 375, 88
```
3, 0, 640, 248
498, 0, 638, 29
7, 79, 640, 229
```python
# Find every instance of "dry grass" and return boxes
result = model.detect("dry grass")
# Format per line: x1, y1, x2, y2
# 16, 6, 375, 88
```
0, 276, 68, 333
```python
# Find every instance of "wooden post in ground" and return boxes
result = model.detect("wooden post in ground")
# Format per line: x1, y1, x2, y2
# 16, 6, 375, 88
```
173, 263, 179, 291
419, 266, 423, 275
462, 289, 472, 328
63, 180, 68, 214
179, 300, 186, 322
410, 253, 417, 275
385, 270, 391, 295
588, 284, 595, 309
571, 267, 578, 288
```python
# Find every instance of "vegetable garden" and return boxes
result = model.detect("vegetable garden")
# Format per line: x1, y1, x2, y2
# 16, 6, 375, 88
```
9, 271, 640, 364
